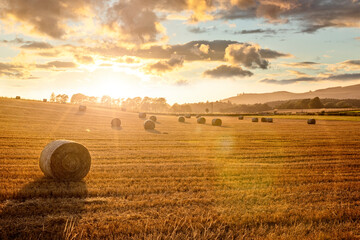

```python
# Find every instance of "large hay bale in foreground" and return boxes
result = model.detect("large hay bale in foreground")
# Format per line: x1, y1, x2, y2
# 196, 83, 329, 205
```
197, 117, 206, 124
139, 112, 146, 118
178, 116, 185, 123
144, 119, 155, 130
185, 114, 191, 118
252, 118, 259, 122
307, 119, 316, 124
149, 116, 157, 122
79, 105, 87, 112
267, 118, 273, 123
212, 118, 222, 126
238, 116, 244, 120
111, 118, 121, 127
39, 140, 91, 181
261, 117, 267, 122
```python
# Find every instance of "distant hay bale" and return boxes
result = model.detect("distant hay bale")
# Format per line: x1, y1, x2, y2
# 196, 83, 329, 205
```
238, 116, 244, 120
15, 96, 20, 99
139, 112, 146, 118
267, 118, 273, 123
307, 119, 316, 124
121, 107, 127, 112
43, 99, 47, 102
79, 105, 87, 112
196, 115, 201, 118
178, 116, 185, 123
252, 118, 259, 122
212, 118, 222, 126
261, 117, 267, 122
111, 118, 121, 127
149, 116, 157, 122
197, 117, 206, 124
144, 119, 155, 130
39, 140, 91, 181
185, 114, 191, 118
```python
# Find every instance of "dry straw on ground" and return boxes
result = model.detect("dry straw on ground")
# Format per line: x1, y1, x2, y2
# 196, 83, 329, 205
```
144, 119, 155, 130
139, 112, 146, 118
150, 116, 157, 122
39, 140, 91, 181
111, 118, 121, 127
212, 118, 222, 126
197, 117, 206, 124
79, 105, 87, 112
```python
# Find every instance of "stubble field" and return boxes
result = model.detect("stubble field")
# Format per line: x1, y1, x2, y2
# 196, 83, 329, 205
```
0, 98, 359, 239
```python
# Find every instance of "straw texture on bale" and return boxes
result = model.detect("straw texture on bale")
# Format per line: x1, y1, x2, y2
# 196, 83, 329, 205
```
139, 112, 146, 118
185, 114, 191, 118
252, 118, 259, 122
238, 116, 244, 120
111, 118, 121, 127
79, 105, 87, 112
39, 140, 91, 181
197, 117, 206, 124
261, 117, 267, 122
178, 116, 185, 122
149, 116, 157, 122
307, 119, 316, 124
267, 118, 273, 123
212, 118, 222, 126
144, 119, 155, 130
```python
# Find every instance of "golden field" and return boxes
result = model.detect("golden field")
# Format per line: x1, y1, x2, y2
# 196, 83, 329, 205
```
0, 98, 359, 239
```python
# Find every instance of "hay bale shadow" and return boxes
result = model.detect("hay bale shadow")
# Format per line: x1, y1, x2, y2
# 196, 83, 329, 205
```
111, 126, 123, 130
146, 129, 161, 134
0, 177, 88, 239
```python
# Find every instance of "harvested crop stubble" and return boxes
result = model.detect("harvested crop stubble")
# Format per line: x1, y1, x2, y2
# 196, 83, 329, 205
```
79, 105, 87, 112
178, 116, 185, 122
212, 118, 222, 126
252, 118, 259, 122
39, 140, 91, 181
197, 117, 206, 124
150, 116, 157, 122
111, 118, 121, 127
144, 119, 155, 130
139, 112, 146, 118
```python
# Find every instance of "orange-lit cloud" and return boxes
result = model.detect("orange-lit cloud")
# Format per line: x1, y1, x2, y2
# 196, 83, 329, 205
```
203, 65, 253, 78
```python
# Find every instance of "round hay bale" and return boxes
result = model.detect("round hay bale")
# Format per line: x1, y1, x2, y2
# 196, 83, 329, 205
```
149, 116, 157, 122
15, 96, 21, 99
185, 114, 191, 118
39, 140, 91, 181
212, 118, 222, 126
178, 116, 185, 122
197, 117, 206, 124
43, 99, 47, 102
266, 118, 273, 123
238, 116, 244, 120
111, 118, 121, 127
252, 118, 259, 122
307, 119, 316, 124
144, 119, 155, 130
139, 112, 146, 118
79, 105, 87, 112
261, 117, 267, 122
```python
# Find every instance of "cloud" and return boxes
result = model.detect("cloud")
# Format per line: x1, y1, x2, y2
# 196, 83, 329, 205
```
261, 73, 360, 85
20, 42, 53, 49
144, 55, 184, 74
282, 61, 320, 69
224, 43, 269, 69
203, 64, 253, 78
36, 61, 77, 69
0, 62, 29, 78
233, 28, 277, 34
174, 79, 189, 86
187, 26, 216, 33
287, 70, 309, 77
74, 55, 94, 64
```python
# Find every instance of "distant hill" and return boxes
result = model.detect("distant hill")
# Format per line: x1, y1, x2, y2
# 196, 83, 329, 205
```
224, 84, 360, 104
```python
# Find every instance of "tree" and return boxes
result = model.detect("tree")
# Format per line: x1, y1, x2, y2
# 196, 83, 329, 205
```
101, 95, 112, 105
308, 97, 324, 109
55, 94, 68, 103
50, 92, 56, 102
71, 93, 88, 104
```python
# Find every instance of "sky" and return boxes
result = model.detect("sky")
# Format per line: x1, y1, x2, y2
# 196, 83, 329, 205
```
0, 0, 359, 104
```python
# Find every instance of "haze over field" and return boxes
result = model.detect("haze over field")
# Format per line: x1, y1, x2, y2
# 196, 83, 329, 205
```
0, 0, 360, 103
